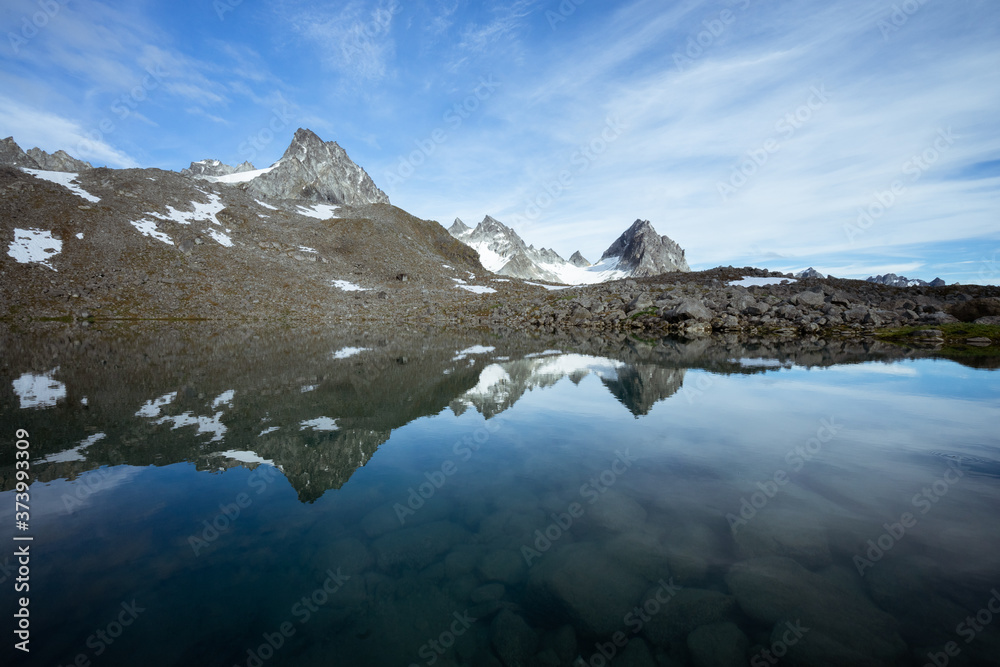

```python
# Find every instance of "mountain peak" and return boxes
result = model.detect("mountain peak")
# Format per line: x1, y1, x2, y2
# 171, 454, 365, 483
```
569, 251, 591, 268
248, 128, 389, 206
449, 218, 471, 236
600, 219, 690, 276
1, 137, 91, 172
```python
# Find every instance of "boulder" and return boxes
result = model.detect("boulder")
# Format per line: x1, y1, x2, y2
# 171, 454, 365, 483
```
687, 622, 749, 667
491, 609, 538, 667
725, 557, 908, 665
664, 300, 713, 322
527, 542, 648, 637
791, 291, 826, 308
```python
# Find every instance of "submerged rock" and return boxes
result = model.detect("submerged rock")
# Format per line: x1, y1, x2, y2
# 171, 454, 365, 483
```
527, 542, 648, 637
725, 557, 908, 665
686, 622, 749, 667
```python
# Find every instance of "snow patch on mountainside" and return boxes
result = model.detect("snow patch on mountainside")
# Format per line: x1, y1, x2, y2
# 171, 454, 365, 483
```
22, 169, 100, 202
8, 228, 62, 269
211, 166, 276, 184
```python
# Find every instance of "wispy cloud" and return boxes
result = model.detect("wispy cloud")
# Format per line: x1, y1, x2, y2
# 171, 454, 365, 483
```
283, 0, 401, 82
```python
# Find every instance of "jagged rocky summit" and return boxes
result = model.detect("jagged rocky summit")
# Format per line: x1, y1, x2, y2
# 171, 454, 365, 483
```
448, 214, 690, 285
867, 273, 946, 288
1, 137, 92, 172
181, 159, 257, 180
599, 219, 690, 277
246, 128, 389, 206
795, 267, 826, 280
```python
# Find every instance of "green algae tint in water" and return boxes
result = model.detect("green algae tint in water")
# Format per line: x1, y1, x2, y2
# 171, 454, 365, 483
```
2, 332, 999, 667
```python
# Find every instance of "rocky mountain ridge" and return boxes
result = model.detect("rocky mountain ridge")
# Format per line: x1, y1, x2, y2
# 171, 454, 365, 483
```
1, 137, 92, 172
867, 273, 946, 288
448, 215, 689, 285
181, 158, 257, 180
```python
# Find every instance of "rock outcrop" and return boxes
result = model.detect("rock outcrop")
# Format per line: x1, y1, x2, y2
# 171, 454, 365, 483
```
247, 128, 389, 206
181, 159, 256, 180
599, 219, 690, 276
1, 138, 92, 172
569, 251, 591, 268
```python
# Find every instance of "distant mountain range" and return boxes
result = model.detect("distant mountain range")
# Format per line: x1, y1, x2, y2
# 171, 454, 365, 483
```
866, 273, 946, 288
448, 215, 690, 285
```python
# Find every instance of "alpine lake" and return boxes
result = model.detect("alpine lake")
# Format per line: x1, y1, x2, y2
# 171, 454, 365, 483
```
2, 323, 998, 667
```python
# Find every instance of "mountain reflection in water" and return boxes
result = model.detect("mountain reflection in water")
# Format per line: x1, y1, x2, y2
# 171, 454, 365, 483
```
1, 323, 998, 667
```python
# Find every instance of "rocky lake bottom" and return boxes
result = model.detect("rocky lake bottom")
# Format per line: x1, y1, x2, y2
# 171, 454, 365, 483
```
1, 323, 999, 667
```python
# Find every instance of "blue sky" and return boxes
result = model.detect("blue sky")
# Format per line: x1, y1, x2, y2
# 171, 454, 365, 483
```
2, 0, 999, 284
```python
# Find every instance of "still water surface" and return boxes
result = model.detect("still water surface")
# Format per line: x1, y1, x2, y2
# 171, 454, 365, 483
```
2, 327, 999, 666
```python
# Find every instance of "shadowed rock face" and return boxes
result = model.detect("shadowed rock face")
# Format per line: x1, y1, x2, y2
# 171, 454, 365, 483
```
2, 138, 93, 172
26, 147, 93, 172
248, 128, 389, 206
0, 137, 40, 168
569, 251, 591, 268
600, 219, 690, 276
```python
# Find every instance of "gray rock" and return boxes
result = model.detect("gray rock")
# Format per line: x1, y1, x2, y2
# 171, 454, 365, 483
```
725, 557, 907, 665
611, 638, 656, 666
792, 291, 825, 308
248, 128, 389, 206
731, 509, 832, 568
602, 531, 673, 581
584, 489, 648, 533
491, 609, 538, 667
371, 520, 471, 571
686, 622, 749, 667
0, 136, 40, 168
627, 293, 654, 312
181, 158, 255, 179
479, 549, 528, 585
643, 588, 737, 646
471, 583, 506, 603
527, 542, 648, 637
599, 219, 690, 276
25, 147, 92, 172
664, 299, 713, 322
569, 251, 591, 268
